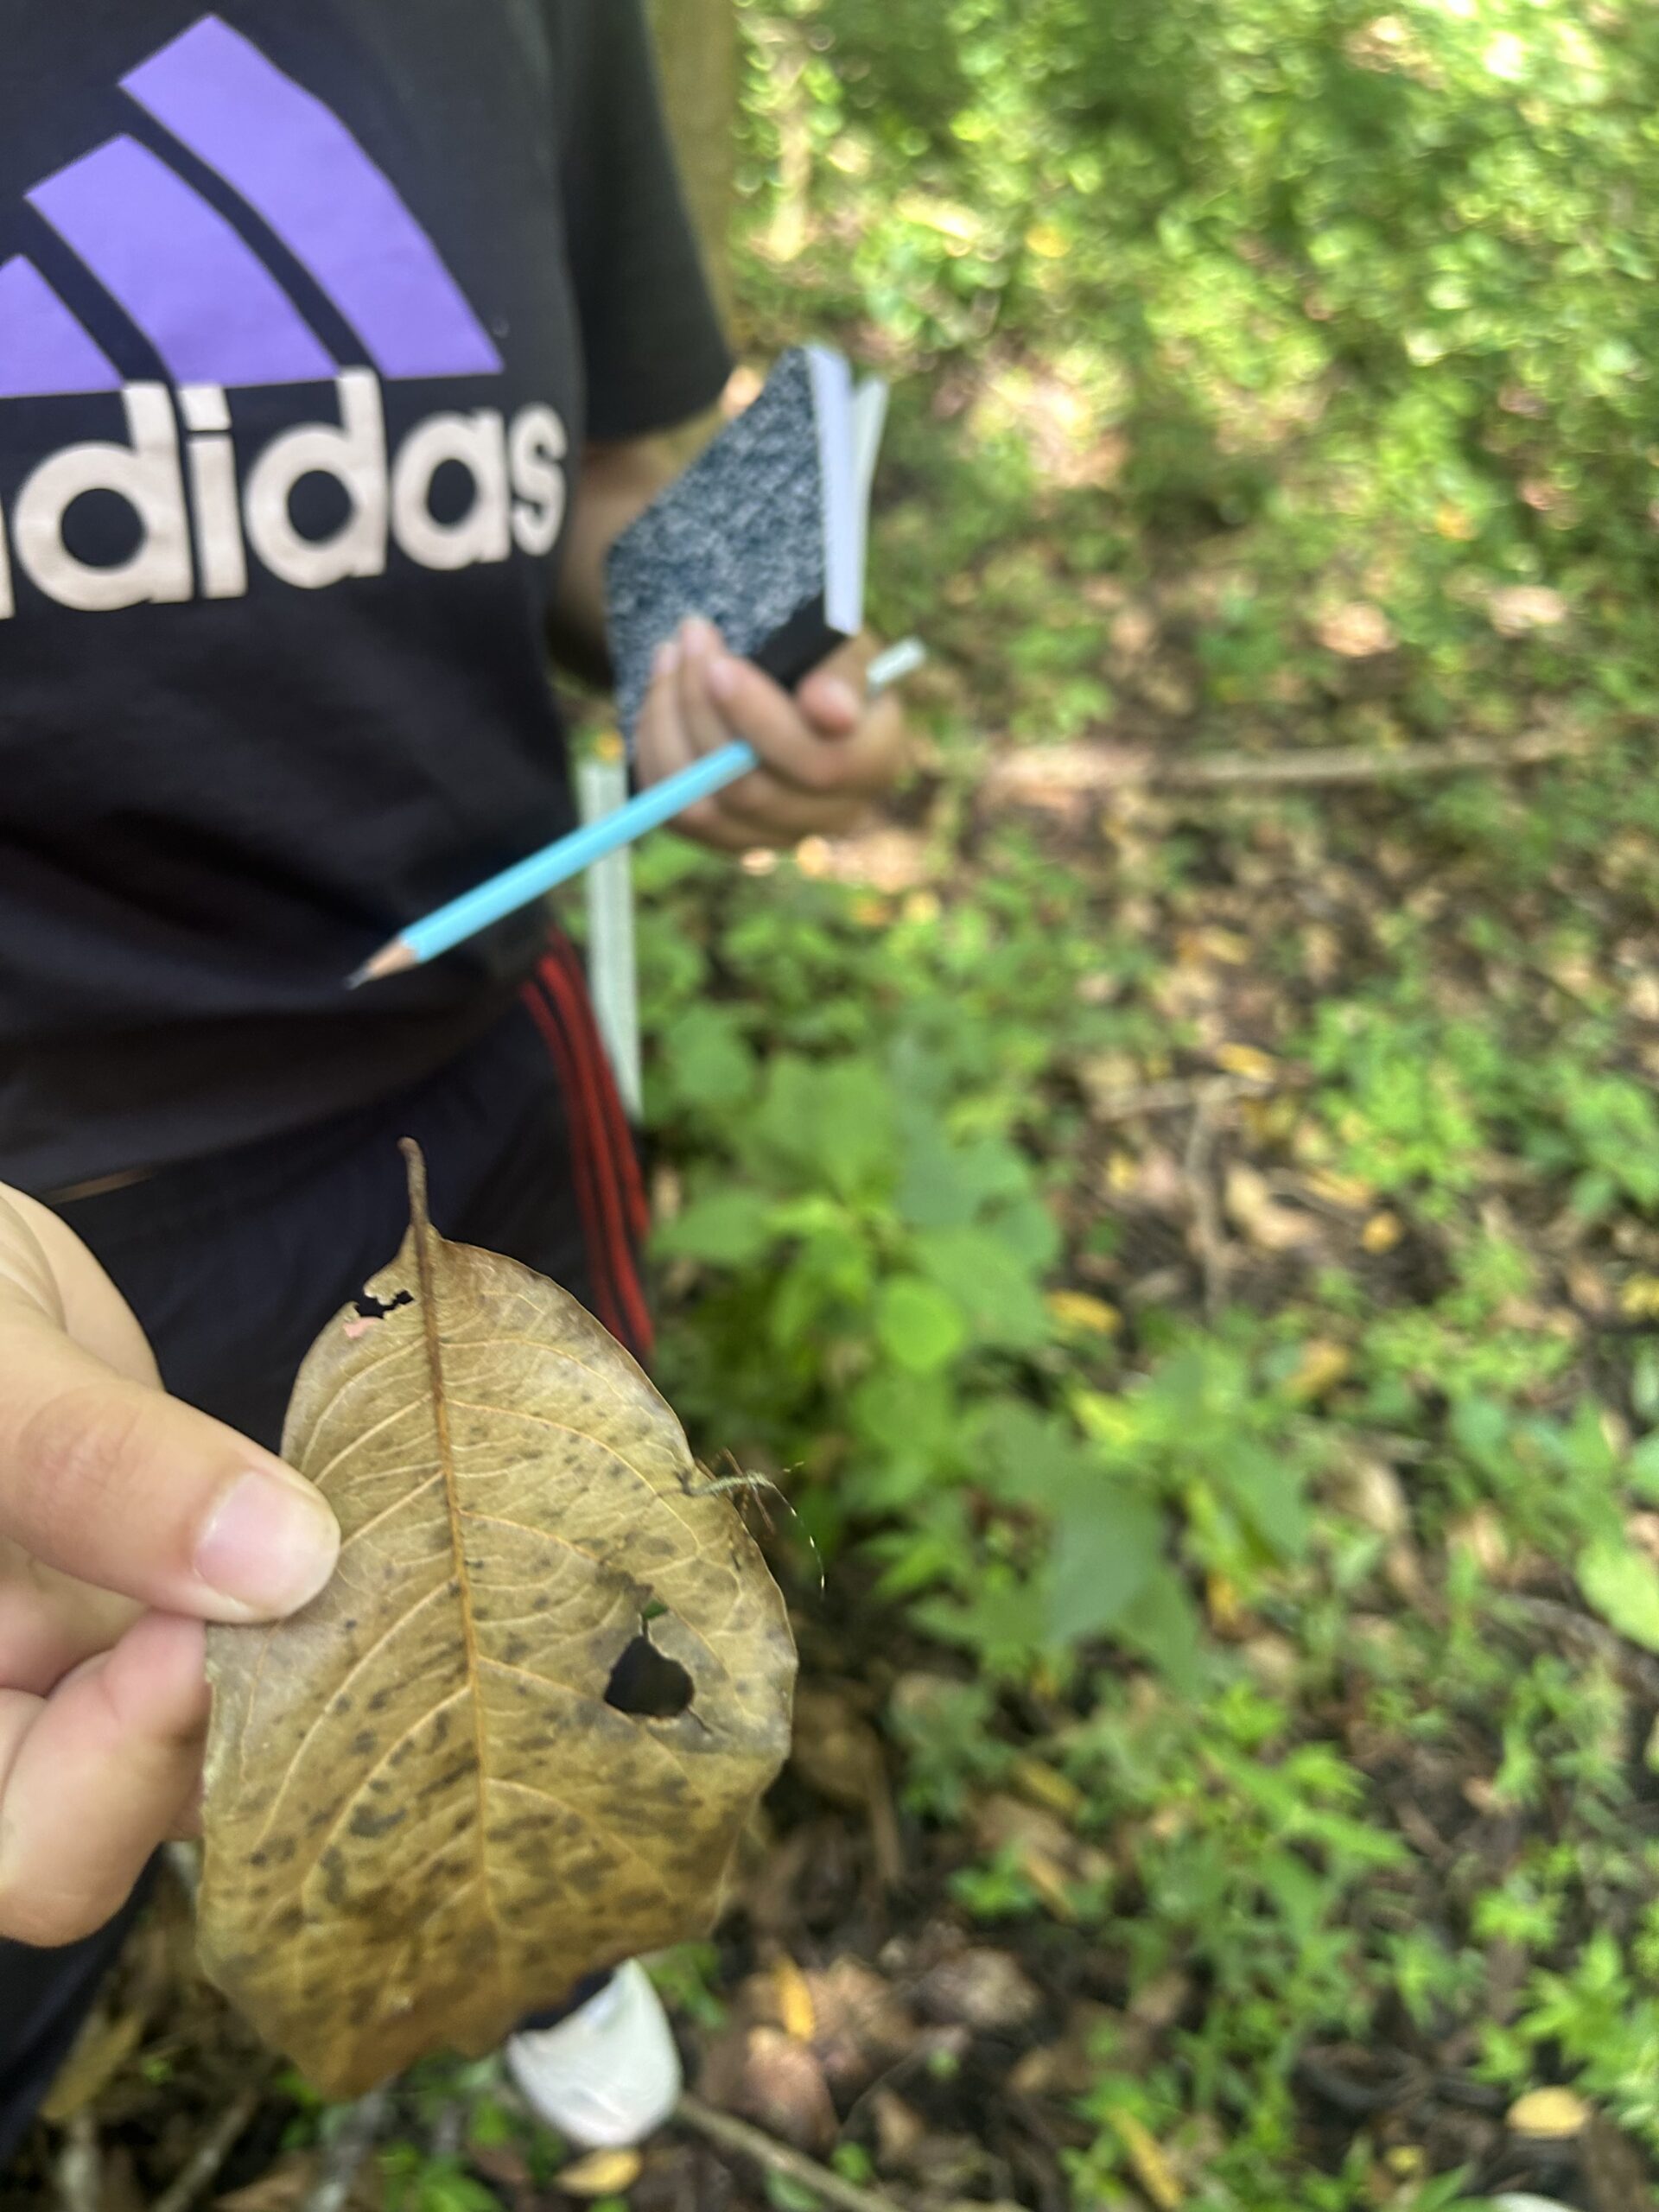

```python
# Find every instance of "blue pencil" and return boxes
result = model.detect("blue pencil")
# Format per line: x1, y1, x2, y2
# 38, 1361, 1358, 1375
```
346, 639, 926, 988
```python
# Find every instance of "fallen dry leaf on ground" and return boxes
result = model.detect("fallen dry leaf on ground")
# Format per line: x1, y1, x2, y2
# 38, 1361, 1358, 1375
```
199, 1142, 795, 2097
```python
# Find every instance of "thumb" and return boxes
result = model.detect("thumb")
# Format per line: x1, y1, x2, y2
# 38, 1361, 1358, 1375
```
0, 1304, 339, 1624
795, 664, 862, 736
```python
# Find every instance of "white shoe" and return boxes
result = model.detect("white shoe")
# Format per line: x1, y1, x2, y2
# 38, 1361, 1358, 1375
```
506, 1961, 683, 2148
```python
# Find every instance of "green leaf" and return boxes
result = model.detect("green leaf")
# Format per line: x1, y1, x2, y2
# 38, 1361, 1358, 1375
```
1048, 1492, 1165, 1642
913, 1226, 1049, 1351
658, 1007, 757, 1113
765, 2177, 823, 2212
1115, 1567, 1205, 1696
1579, 1539, 1659, 1654
747, 1056, 897, 1200
914, 1577, 1049, 1672
875, 1276, 969, 1373
893, 1116, 1027, 1230
1628, 1431, 1659, 1503
974, 1400, 1099, 1509
1221, 1440, 1310, 1562
654, 1190, 773, 1268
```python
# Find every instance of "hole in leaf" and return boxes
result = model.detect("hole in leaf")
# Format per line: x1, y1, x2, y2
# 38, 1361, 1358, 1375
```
604, 1624, 693, 1719
353, 1288, 414, 1321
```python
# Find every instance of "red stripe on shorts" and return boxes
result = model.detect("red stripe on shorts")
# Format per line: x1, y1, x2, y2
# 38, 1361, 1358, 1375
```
545, 932, 650, 1243
526, 947, 653, 1363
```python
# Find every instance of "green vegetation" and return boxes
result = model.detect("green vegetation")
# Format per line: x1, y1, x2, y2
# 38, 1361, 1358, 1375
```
631, 0, 1659, 2201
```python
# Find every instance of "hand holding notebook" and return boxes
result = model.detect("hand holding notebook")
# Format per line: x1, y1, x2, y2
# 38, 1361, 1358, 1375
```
349, 348, 902, 984
606, 345, 890, 743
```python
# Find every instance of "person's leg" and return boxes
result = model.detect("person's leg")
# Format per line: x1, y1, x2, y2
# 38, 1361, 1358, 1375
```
1, 944, 660, 2164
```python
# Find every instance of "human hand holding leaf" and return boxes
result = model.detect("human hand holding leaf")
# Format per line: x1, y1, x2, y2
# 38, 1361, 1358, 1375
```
199, 1142, 796, 2098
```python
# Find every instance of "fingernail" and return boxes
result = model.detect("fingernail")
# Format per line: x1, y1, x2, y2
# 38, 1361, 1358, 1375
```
818, 677, 861, 723
196, 1470, 340, 1616
707, 653, 739, 702
683, 616, 716, 657
653, 639, 680, 679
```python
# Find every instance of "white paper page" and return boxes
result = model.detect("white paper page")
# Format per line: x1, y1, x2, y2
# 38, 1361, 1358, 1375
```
806, 344, 860, 635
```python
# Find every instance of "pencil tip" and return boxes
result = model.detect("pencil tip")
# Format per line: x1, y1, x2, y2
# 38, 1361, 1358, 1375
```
344, 939, 416, 989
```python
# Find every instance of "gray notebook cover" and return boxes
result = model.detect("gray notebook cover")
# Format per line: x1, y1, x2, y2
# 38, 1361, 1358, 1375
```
605, 347, 880, 743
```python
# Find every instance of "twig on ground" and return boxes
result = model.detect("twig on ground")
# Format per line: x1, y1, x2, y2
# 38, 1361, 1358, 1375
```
54, 2111, 100, 2212
301, 2088, 393, 2212
1088, 1071, 1283, 1124
1156, 728, 1581, 788
677, 2093, 912, 2212
986, 727, 1585, 805
1183, 1080, 1233, 1320
149, 2085, 263, 2212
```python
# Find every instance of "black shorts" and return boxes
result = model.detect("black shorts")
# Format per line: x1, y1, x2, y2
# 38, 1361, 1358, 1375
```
0, 936, 649, 2166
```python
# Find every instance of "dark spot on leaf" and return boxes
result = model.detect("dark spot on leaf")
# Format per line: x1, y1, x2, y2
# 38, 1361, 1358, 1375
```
348, 1802, 407, 1840
352, 1729, 378, 1757
417, 1753, 478, 1803
250, 1850, 268, 1868
605, 1626, 694, 1720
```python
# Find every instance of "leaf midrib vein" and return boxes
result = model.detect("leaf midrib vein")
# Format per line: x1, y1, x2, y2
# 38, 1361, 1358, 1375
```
411, 1213, 505, 1982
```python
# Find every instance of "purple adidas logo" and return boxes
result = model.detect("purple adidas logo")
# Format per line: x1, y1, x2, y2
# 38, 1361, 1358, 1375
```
0, 16, 568, 615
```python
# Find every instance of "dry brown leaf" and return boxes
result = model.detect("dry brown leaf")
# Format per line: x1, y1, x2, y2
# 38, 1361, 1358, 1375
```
773, 1955, 817, 2042
917, 1948, 1042, 2032
1508, 2086, 1591, 2139
1224, 1165, 1319, 1254
1008, 1755, 1087, 1822
41, 2007, 145, 2122
199, 1142, 796, 2098
700, 2024, 837, 2152
1315, 601, 1395, 658
1489, 584, 1568, 637
213, 2154, 324, 2212
1286, 1338, 1352, 1402
558, 2149, 644, 2197
1105, 2107, 1184, 2209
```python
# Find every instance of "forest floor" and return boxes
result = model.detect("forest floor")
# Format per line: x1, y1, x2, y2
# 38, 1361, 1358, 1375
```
10, 566, 1659, 2209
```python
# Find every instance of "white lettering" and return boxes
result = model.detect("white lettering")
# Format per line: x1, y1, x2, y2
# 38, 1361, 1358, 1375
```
0, 387, 568, 613
508, 403, 568, 556
178, 384, 231, 435
243, 370, 387, 590
391, 409, 510, 571
180, 383, 244, 600
12, 384, 191, 612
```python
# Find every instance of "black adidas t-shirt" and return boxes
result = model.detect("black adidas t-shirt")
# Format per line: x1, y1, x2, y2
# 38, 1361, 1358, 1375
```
0, 0, 730, 1195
